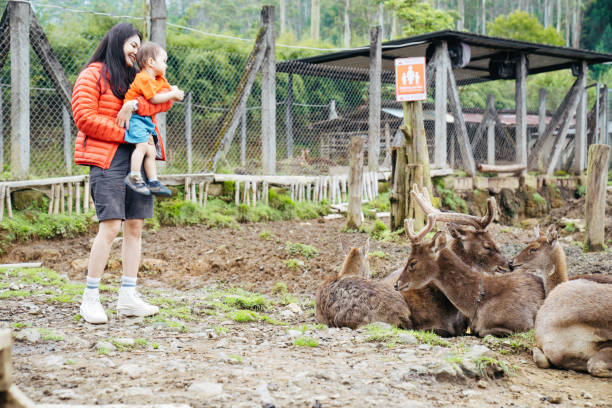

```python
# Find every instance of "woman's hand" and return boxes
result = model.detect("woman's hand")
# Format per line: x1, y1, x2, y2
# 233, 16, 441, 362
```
116, 100, 137, 130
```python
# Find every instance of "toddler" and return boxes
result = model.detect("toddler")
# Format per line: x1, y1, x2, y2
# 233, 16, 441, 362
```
123, 41, 184, 195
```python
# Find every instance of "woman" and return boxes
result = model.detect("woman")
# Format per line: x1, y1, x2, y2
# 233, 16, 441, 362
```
72, 23, 172, 324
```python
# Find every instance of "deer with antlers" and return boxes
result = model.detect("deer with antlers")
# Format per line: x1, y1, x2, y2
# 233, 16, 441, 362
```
381, 185, 510, 336
395, 189, 545, 337
315, 239, 413, 330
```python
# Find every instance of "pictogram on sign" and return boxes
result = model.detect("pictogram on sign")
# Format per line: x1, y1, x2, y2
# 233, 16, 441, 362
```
395, 57, 426, 102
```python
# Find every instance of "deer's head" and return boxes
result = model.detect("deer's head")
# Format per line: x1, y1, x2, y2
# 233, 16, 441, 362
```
509, 225, 559, 273
448, 223, 509, 272
395, 215, 447, 291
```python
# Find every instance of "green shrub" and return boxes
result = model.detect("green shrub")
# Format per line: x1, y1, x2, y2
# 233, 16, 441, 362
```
532, 193, 546, 204
575, 184, 586, 198
285, 241, 319, 259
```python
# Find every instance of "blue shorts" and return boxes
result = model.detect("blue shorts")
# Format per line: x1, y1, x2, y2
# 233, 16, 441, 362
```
89, 144, 154, 221
125, 114, 157, 144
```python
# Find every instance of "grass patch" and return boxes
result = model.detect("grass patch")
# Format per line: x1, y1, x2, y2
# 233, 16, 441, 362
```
285, 241, 319, 259
293, 336, 319, 347
483, 330, 534, 354
359, 220, 403, 242
364, 324, 451, 348
38, 328, 63, 341
259, 230, 272, 240
221, 289, 270, 311
272, 282, 300, 305
283, 258, 303, 269
532, 193, 546, 205
474, 356, 516, 378
228, 309, 260, 322
0, 290, 31, 299
368, 250, 386, 259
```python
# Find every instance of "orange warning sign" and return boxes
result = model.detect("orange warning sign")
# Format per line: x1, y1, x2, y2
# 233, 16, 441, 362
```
395, 57, 426, 102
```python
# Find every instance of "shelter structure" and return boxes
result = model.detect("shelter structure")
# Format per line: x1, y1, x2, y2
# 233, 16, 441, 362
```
277, 30, 612, 175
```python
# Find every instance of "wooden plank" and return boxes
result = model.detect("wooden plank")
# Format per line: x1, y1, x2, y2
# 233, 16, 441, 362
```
346, 136, 365, 229
1, 175, 88, 189
477, 163, 526, 174
547, 65, 585, 175
434, 41, 448, 168
528, 76, 581, 170
573, 64, 588, 174
83, 179, 89, 213
29, 10, 73, 112
0, 262, 42, 268
368, 25, 382, 172
261, 5, 276, 174
234, 181, 240, 206
75, 181, 81, 214
67, 182, 73, 214
585, 144, 611, 251
212, 25, 268, 171
445, 52, 476, 175
515, 53, 528, 167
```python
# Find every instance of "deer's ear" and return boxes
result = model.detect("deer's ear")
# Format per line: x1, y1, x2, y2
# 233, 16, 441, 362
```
341, 240, 349, 254
546, 226, 558, 245
363, 237, 370, 255
448, 223, 465, 240
432, 231, 447, 254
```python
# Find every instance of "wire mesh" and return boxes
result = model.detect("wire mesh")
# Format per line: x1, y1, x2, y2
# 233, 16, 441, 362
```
0, 3, 584, 180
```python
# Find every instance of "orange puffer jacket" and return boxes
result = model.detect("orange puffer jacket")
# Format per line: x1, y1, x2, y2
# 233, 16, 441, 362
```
72, 62, 172, 169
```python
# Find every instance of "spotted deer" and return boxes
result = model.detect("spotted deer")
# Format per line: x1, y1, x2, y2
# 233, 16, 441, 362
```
532, 279, 612, 377
382, 185, 509, 336
395, 214, 544, 337
315, 239, 413, 330
509, 225, 612, 296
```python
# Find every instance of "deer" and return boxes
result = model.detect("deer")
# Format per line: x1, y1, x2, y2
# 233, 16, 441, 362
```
382, 185, 510, 337
315, 239, 413, 330
509, 225, 612, 296
532, 279, 612, 377
395, 211, 545, 337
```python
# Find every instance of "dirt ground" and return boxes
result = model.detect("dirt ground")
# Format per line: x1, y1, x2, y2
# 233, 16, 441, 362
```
1, 217, 611, 407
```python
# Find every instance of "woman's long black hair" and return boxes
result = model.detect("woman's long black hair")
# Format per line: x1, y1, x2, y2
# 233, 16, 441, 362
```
87, 22, 141, 99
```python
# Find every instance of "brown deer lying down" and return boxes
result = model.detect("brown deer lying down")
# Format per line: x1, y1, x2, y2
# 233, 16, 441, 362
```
315, 239, 413, 330
533, 279, 612, 377
509, 225, 612, 296
395, 214, 544, 337
383, 186, 509, 337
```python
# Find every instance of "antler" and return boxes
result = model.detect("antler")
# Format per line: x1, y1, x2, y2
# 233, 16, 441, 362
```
404, 214, 437, 244
410, 183, 497, 230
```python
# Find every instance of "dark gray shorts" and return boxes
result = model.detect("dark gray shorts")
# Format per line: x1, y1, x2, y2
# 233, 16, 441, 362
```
89, 144, 154, 221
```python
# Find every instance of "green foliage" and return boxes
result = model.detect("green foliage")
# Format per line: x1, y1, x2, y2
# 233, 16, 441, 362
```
386, 0, 456, 36
364, 324, 451, 348
434, 179, 468, 213
531, 193, 546, 204
368, 250, 387, 259
293, 336, 319, 347
285, 242, 319, 259
259, 230, 272, 240
0, 211, 94, 254
228, 309, 260, 322
575, 185, 586, 198
221, 289, 270, 311
582, 0, 612, 78
487, 11, 565, 46
284, 259, 303, 269
483, 330, 534, 354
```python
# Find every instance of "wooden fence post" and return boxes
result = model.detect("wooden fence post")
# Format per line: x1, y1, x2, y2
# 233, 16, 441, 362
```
346, 136, 364, 229
261, 5, 276, 174
515, 53, 528, 169
434, 41, 448, 168
185, 91, 192, 173
368, 25, 382, 172
538, 88, 547, 141
10, 0, 30, 179
585, 144, 610, 251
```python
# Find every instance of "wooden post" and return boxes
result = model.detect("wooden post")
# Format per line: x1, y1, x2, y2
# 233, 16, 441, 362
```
185, 177, 190, 201
234, 180, 240, 206
5, 187, 11, 219
83, 179, 89, 213
434, 41, 448, 168
52, 184, 60, 215
75, 181, 81, 214
538, 88, 547, 140
67, 182, 73, 214
150, 0, 167, 157
10, 0, 30, 179
445, 51, 476, 175
204, 182, 209, 207
62, 105, 72, 175
368, 25, 382, 172
262, 181, 268, 205
191, 181, 196, 203
601, 85, 609, 146
346, 136, 364, 229
573, 68, 588, 174
486, 95, 496, 165
585, 144, 610, 251
285, 73, 294, 159
185, 91, 192, 173
261, 5, 276, 174
515, 53, 528, 169
240, 106, 247, 166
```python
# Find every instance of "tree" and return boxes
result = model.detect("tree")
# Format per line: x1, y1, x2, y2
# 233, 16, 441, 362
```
385, 0, 456, 36
487, 10, 565, 46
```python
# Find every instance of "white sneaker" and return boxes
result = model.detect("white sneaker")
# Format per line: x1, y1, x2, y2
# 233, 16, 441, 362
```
117, 287, 159, 317
80, 289, 108, 324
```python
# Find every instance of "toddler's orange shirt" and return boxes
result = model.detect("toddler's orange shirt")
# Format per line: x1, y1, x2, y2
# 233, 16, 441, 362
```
124, 72, 171, 102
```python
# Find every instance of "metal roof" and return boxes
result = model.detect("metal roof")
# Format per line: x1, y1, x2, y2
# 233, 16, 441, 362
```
276, 30, 612, 84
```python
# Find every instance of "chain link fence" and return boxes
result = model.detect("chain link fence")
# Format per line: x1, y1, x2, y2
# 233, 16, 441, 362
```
0, 3, 581, 180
